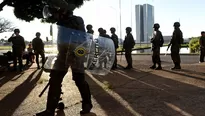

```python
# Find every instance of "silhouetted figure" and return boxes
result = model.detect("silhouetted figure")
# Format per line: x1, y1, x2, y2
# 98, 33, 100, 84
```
26, 43, 35, 64
150, 23, 164, 70
86, 24, 94, 34
8, 29, 25, 71
32, 32, 45, 69
36, 4, 92, 116
168, 22, 183, 70
110, 27, 119, 69
98, 28, 104, 36
123, 27, 135, 69
199, 31, 205, 63
102, 29, 110, 38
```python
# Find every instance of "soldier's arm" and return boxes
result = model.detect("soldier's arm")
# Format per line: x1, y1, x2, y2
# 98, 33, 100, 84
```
8, 36, 14, 42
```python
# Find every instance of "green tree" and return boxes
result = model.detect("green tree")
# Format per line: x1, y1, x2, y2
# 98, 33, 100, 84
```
189, 37, 200, 53
0, 0, 89, 22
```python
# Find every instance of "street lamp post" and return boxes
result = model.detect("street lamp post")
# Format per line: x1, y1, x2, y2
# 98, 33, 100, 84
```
119, 0, 122, 40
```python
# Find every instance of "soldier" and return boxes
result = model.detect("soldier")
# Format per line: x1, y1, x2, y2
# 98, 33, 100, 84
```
123, 27, 135, 69
167, 22, 183, 70
110, 27, 119, 69
102, 29, 110, 38
36, 3, 92, 116
199, 31, 205, 63
98, 28, 104, 36
32, 32, 45, 69
8, 29, 25, 71
150, 23, 164, 70
86, 24, 94, 34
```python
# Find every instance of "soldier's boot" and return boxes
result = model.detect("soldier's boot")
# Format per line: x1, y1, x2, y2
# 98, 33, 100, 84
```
36, 79, 62, 116
74, 75, 92, 114
175, 63, 181, 69
171, 62, 179, 70
150, 63, 156, 69
155, 63, 162, 70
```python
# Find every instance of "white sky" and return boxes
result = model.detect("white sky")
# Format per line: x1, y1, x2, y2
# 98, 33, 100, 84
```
0, 0, 205, 41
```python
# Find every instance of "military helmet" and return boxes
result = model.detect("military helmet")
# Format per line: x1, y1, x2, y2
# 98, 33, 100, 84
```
86, 24, 92, 30
126, 27, 132, 32
14, 29, 20, 33
110, 27, 116, 32
36, 32, 41, 36
153, 23, 160, 28
98, 28, 103, 32
174, 22, 180, 27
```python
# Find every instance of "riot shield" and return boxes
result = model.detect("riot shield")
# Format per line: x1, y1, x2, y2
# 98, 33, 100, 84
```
43, 26, 115, 75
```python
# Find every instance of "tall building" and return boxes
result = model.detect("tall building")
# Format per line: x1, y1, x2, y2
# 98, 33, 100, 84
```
135, 5, 144, 43
135, 4, 154, 43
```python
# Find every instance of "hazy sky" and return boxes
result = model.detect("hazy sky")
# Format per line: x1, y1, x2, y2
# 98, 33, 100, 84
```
0, 0, 205, 41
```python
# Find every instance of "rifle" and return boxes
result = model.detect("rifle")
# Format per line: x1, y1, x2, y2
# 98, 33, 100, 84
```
39, 82, 50, 97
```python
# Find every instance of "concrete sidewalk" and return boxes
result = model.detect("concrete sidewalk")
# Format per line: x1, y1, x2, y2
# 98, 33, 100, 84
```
0, 55, 205, 116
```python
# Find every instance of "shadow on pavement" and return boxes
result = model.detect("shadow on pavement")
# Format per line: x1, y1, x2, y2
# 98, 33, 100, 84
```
0, 71, 24, 88
163, 69, 205, 81
86, 64, 205, 116
0, 69, 43, 116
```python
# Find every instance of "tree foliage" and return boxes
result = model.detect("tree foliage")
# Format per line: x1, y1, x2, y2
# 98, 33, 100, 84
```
0, 17, 15, 33
0, 0, 90, 22
189, 37, 200, 53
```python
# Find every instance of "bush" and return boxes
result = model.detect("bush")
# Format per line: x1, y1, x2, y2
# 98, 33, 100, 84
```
189, 37, 200, 53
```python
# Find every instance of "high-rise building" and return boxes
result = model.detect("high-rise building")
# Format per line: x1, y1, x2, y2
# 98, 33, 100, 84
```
135, 4, 154, 43
135, 5, 144, 43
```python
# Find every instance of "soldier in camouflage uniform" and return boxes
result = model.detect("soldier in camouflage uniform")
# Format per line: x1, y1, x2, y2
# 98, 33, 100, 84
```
123, 27, 135, 69
199, 31, 205, 63
86, 24, 94, 34
168, 22, 183, 70
110, 27, 119, 69
8, 29, 25, 71
150, 23, 164, 70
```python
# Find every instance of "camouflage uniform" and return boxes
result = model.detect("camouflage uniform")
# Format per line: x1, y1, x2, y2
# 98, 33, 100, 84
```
168, 22, 183, 69
32, 32, 45, 69
110, 27, 119, 69
199, 31, 205, 62
123, 27, 135, 69
8, 29, 25, 71
150, 23, 164, 70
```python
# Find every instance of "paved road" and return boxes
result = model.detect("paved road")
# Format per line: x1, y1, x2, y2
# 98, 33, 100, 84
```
0, 55, 204, 116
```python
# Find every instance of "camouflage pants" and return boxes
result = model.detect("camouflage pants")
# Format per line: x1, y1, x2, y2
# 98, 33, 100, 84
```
200, 48, 205, 62
171, 46, 181, 65
152, 47, 161, 65
125, 48, 132, 67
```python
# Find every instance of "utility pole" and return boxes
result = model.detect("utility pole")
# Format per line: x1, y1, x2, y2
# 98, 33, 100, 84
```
119, 0, 122, 40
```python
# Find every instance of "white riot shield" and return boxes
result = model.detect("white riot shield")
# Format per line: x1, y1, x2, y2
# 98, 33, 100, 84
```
43, 26, 115, 75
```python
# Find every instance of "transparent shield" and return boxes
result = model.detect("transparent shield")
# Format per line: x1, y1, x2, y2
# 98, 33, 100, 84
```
42, 5, 53, 19
44, 26, 115, 75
